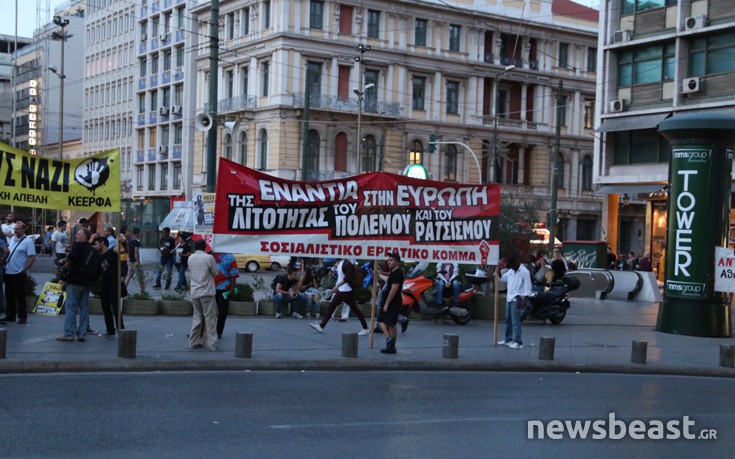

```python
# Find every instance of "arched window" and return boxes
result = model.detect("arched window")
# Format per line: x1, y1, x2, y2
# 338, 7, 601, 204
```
582, 155, 592, 191
223, 133, 232, 159
362, 135, 377, 172
334, 132, 347, 172
238, 132, 248, 166
258, 128, 268, 170
305, 129, 320, 179
445, 145, 458, 181
409, 140, 423, 165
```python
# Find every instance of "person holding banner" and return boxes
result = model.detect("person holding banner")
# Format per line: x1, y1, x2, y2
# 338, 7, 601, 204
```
309, 259, 370, 336
3, 221, 36, 324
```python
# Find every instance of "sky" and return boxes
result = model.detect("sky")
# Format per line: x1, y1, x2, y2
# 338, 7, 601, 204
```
1, 0, 602, 39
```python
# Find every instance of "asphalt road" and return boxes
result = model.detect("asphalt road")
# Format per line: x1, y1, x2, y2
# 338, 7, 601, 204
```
1, 371, 732, 458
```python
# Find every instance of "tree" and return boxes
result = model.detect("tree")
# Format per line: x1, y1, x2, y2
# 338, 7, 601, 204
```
497, 194, 545, 263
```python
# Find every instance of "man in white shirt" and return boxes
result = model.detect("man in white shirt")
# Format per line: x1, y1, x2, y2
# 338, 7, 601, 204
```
3, 221, 36, 324
51, 220, 69, 266
1, 212, 15, 238
498, 256, 532, 349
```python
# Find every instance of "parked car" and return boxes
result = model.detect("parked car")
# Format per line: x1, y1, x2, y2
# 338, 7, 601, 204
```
234, 254, 289, 272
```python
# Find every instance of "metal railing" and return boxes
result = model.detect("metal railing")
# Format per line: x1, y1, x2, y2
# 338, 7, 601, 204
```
292, 93, 400, 116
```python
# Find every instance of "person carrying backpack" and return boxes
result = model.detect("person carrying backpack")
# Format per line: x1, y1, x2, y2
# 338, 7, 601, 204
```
57, 227, 103, 342
309, 258, 369, 335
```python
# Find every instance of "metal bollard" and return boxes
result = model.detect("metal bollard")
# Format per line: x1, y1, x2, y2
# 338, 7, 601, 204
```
342, 332, 358, 358
0, 329, 6, 359
235, 332, 253, 359
442, 334, 459, 359
118, 329, 137, 359
631, 340, 647, 364
719, 344, 735, 368
538, 336, 555, 361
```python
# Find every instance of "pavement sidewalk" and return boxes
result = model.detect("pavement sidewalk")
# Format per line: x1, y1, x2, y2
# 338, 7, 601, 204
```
1, 283, 734, 376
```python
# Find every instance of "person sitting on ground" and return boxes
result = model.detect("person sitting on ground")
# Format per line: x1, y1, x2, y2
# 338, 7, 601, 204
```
297, 267, 322, 319
435, 260, 460, 308
272, 267, 308, 318
550, 249, 568, 282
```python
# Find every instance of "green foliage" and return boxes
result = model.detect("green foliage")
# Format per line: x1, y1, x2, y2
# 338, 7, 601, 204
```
251, 274, 272, 297
128, 291, 153, 301
498, 194, 545, 262
354, 286, 372, 304
160, 293, 187, 301
229, 283, 254, 301
25, 275, 38, 296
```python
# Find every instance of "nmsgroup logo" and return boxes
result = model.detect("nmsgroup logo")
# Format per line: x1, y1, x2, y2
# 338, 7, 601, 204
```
666, 281, 705, 297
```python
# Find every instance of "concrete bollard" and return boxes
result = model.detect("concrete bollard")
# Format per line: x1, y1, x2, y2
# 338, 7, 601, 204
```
719, 344, 735, 368
538, 336, 555, 361
631, 340, 647, 364
118, 329, 137, 359
0, 329, 6, 359
235, 332, 253, 359
342, 333, 358, 358
442, 334, 459, 359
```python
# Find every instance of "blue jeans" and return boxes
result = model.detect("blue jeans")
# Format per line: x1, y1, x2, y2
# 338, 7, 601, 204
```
64, 284, 91, 338
435, 280, 461, 305
272, 292, 307, 314
504, 299, 523, 345
175, 264, 188, 289
156, 257, 174, 287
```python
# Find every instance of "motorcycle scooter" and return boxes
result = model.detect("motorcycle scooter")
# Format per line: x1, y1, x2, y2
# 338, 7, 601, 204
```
401, 262, 479, 325
521, 275, 580, 324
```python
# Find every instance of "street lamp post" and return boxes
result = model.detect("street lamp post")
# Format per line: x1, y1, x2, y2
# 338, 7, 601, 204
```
51, 15, 70, 160
354, 44, 370, 172
491, 65, 515, 182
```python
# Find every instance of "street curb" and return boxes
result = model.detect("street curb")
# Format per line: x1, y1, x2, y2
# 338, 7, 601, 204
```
0, 358, 733, 378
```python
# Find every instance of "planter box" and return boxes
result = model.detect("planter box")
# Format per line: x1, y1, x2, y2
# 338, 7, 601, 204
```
257, 300, 274, 316
229, 301, 256, 316
159, 300, 193, 316
470, 294, 506, 321
88, 297, 102, 315
123, 299, 160, 315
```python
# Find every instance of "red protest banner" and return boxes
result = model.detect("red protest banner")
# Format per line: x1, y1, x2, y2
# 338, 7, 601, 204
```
213, 158, 500, 264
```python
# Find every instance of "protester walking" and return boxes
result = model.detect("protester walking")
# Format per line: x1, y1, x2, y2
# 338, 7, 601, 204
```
3, 221, 36, 324
154, 227, 176, 290
214, 251, 239, 339
498, 256, 532, 349
125, 228, 145, 292
94, 237, 124, 336
309, 259, 369, 335
187, 239, 219, 351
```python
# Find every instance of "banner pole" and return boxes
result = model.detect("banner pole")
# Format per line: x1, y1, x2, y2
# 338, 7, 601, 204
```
493, 267, 499, 347
116, 211, 123, 331
369, 260, 378, 350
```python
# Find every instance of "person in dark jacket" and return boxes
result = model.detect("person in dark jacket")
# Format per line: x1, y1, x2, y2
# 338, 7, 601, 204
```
550, 249, 568, 282
95, 237, 124, 336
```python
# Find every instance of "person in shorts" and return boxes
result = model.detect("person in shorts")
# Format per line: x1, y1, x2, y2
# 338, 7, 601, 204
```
379, 252, 404, 354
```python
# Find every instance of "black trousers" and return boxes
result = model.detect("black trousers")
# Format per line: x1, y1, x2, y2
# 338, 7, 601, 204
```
215, 291, 228, 336
100, 285, 124, 334
4, 272, 27, 321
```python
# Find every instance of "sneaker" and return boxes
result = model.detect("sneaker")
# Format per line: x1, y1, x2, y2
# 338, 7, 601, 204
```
338, 318, 347, 322
292, 312, 304, 319
508, 342, 524, 349
380, 347, 397, 354
275, 313, 282, 319
497, 340, 511, 346
100, 332, 116, 337
358, 329, 369, 336
87, 325, 98, 334
76, 336, 86, 342
56, 336, 74, 342
401, 319, 409, 333
309, 323, 323, 333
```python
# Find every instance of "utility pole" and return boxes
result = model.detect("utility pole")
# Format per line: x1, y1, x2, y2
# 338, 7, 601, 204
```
301, 65, 311, 180
354, 44, 370, 172
205, 0, 219, 192
548, 80, 563, 254
51, 15, 69, 160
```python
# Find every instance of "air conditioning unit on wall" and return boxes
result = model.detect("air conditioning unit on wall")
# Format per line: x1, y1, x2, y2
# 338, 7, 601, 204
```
613, 30, 632, 43
170, 105, 182, 115
681, 77, 702, 94
159, 106, 169, 116
685, 15, 708, 30
158, 145, 168, 154
609, 98, 627, 113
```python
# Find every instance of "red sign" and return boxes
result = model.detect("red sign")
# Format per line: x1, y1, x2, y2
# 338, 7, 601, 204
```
213, 159, 500, 264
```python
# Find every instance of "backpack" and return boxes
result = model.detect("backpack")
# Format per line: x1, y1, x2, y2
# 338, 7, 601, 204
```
79, 246, 108, 285
348, 262, 365, 290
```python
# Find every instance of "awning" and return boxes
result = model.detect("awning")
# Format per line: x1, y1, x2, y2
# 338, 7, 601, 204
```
596, 112, 670, 132
158, 206, 198, 232
595, 184, 666, 196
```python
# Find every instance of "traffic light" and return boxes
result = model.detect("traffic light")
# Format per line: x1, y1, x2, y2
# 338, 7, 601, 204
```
429, 133, 436, 153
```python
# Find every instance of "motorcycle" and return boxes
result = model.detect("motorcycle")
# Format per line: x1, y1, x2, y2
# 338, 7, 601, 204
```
521, 275, 580, 324
401, 262, 480, 325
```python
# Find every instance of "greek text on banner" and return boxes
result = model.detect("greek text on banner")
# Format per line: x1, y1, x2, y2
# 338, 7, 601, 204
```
212, 158, 500, 265
0, 142, 120, 211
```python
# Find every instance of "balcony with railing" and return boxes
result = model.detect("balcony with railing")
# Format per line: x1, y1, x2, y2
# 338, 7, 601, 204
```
162, 70, 171, 85
204, 95, 258, 113
481, 115, 548, 132
137, 113, 146, 126
291, 93, 400, 117
136, 150, 144, 162
147, 148, 156, 161
172, 144, 182, 159
138, 77, 146, 91
174, 66, 184, 81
